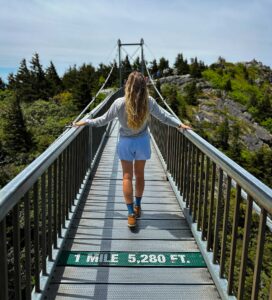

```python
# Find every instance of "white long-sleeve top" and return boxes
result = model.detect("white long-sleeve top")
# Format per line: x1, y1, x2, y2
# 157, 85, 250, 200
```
86, 96, 181, 137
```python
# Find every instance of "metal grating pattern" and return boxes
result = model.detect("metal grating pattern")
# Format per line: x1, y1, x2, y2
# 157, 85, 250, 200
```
51, 266, 214, 284
44, 120, 220, 299
45, 284, 220, 300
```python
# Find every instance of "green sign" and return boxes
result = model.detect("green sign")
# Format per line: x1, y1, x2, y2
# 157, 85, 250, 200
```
58, 251, 206, 267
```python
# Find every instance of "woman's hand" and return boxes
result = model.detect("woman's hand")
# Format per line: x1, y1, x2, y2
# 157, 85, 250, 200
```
73, 120, 88, 127
177, 123, 192, 130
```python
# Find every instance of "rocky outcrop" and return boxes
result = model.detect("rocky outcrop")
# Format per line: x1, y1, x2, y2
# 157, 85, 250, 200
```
196, 97, 272, 151
157, 75, 193, 89
155, 74, 272, 151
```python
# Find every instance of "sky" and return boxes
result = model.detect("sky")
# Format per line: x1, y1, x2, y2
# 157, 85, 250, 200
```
0, 0, 272, 82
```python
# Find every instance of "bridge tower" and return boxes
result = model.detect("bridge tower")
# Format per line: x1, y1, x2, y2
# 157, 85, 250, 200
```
117, 38, 144, 87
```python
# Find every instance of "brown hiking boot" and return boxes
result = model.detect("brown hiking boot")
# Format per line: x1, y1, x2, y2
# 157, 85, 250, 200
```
134, 206, 141, 218
128, 214, 136, 227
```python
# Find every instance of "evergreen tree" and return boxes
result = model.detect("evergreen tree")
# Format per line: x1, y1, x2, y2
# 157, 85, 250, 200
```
155, 80, 161, 94
30, 53, 50, 100
45, 61, 63, 97
257, 91, 272, 119
63, 63, 96, 111
7, 73, 16, 90
132, 57, 141, 71
158, 57, 169, 75
150, 59, 158, 77
62, 65, 78, 89
228, 122, 242, 163
217, 56, 226, 67
14, 58, 35, 102
190, 57, 201, 78
107, 60, 118, 87
248, 92, 258, 107
0, 77, 5, 90
179, 99, 187, 118
224, 79, 232, 91
242, 65, 249, 81
174, 53, 189, 75
2, 95, 32, 160
184, 81, 198, 105
122, 55, 132, 80
217, 117, 230, 150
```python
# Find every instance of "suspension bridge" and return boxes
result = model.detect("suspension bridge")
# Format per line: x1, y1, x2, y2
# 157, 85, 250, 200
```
0, 39, 272, 300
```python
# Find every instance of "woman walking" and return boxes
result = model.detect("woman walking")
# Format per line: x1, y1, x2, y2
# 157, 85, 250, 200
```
74, 71, 190, 228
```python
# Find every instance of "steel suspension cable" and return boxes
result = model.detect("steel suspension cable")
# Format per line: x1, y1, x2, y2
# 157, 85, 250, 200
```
72, 52, 118, 124
121, 47, 142, 69
143, 55, 181, 122
50, 50, 118, 146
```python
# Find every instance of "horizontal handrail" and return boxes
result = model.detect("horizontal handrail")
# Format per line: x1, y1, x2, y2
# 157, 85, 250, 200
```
183, 129, 272, 213
150, 115, 272, 300
0, 88, 123, 300
0, 89, 122, 222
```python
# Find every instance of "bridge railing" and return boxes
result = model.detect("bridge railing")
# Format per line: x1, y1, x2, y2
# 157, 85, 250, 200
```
0, 89, 123, 300
150, 116, 272, 300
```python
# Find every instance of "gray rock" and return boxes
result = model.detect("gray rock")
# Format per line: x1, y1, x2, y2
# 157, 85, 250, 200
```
158, 75, 192, 87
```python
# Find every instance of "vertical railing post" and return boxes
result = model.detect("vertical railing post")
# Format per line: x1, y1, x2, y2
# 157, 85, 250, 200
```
166, 125, 170, 170
48, 166, 53, 261
41, 173, 47, 275
53, 160, 58, 248
24, 192, 31, 299
207, 162, 216, 251
251, 208, 267, 300
13, 204, 21, 300
193, 148, 200, 222
213, 168, 223, 263
201, 157, 210, 240
228, 185, 241, 295
0, 219, 8, 300
189, 145, 196, 215
33, 181, 40, 292
58, 155, 62, 237
197, 152, 204, 228
220, 175, 231, 278
238, 195, 253, 299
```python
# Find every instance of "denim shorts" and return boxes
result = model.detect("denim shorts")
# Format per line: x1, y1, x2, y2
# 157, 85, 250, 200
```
117, 133, 151, 161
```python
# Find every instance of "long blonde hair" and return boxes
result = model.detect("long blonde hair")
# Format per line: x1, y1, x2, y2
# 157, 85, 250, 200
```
125, 71, 149, 130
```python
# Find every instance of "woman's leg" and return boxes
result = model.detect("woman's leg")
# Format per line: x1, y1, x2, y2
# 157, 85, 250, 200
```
121, 160, 136, 227
120, 160, 133, 204
134, 160, 146, 198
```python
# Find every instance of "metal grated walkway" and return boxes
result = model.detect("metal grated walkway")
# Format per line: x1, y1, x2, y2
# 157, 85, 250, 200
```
44, 120, 220, 299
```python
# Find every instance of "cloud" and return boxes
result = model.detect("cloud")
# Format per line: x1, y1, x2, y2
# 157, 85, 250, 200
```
0, 0, 271, 81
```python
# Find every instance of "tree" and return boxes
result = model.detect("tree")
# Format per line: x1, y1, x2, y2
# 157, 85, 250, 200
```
132, 56, 141, 71
248, 92, 258, 107
122, 55, 132, 80
184, 81, 198, 105
190, 57, 202, 78
30, 53, 50, 100
63, 63, 96, 111
158, 57, 169, 75
174, 53, 189, 75
14, 58, 35, 102
45, 61, 63, 97
257, 91, 272, 119
1, 95, 32, 160
217, 117, 230, 150
7, 73, 16, 90
228, 122, 242, 163
161, 84, 179, 116
224, 79, 232, 91
0, 77, 5, 90
150, 59, 158, 77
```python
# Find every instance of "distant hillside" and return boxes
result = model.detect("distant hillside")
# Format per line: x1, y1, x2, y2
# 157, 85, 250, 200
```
150, 58, 272, 187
